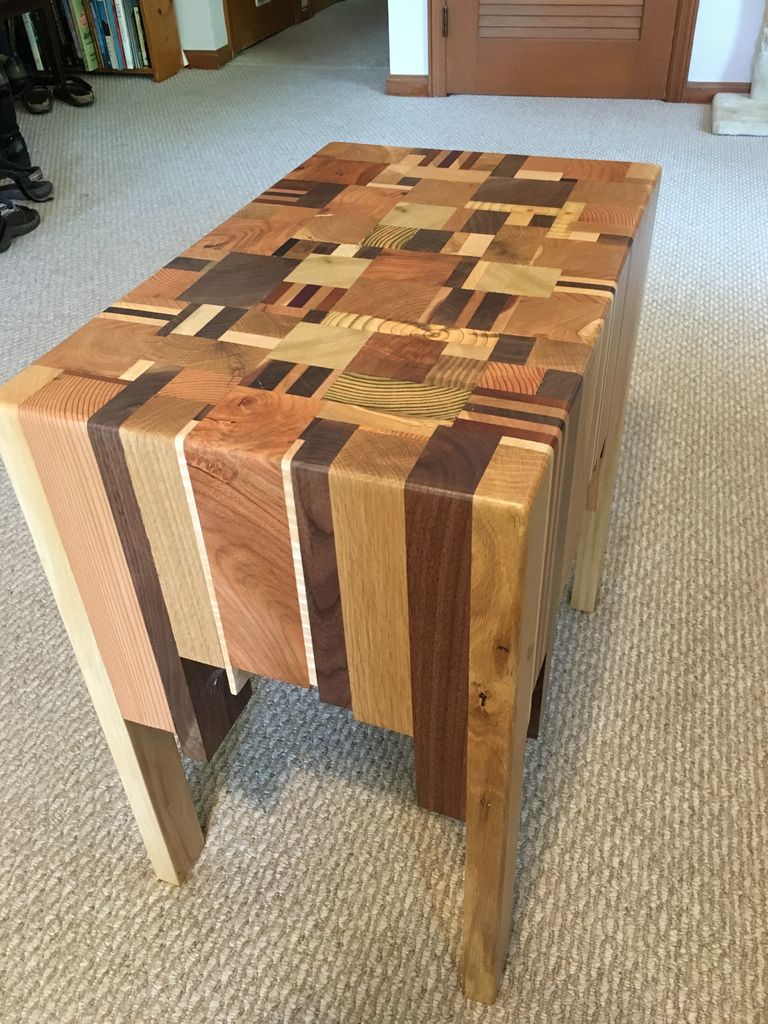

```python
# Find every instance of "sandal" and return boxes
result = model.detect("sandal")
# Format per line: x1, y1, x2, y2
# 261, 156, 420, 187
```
0, 199, 41, 252
0, 161, 54, 202
53, 76, 94, 108
1, 54, 53, 115
20, 82, 53, 115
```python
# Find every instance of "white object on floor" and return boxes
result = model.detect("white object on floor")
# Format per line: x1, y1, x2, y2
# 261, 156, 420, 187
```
713, 0, 768, 135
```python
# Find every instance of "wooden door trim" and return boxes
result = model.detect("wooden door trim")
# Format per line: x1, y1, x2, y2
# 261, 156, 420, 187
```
429, 0, 447, 97
427, 0, 700, 101
666, 0, 701, 101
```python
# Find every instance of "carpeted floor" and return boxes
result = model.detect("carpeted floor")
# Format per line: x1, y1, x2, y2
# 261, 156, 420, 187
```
235, 0, 388, 69
1, 13, 767, 1024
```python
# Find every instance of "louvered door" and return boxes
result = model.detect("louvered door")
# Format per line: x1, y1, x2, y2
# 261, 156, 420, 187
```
446, 0, 681, 98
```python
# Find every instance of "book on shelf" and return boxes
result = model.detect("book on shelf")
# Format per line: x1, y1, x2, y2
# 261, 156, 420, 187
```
21, 12, 44, 72
70, 0, 101, 72
9, 1, 150, 76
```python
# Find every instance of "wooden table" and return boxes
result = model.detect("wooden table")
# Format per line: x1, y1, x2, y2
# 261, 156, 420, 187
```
0, 142, 659, 1004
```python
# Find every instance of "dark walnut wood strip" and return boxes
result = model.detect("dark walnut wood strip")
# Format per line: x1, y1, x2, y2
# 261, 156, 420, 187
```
86, 369, 205, 756
404, 424, 501, 820
88, 369, 251, 761
181, 661, 252, 759
290, 418, 358, 710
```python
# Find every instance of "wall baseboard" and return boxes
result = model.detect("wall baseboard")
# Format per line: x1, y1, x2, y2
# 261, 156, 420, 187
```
683, 81, 750, 103
386, 74, 429, 97
185, 44, 233, 71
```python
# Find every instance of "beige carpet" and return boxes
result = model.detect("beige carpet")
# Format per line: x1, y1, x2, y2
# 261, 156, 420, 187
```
1, 32, 767, 1024
234, 0, 389, 69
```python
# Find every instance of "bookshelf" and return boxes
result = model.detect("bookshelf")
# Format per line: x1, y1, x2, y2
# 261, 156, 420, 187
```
122, 0, 182, 81
1, 0, 183, 83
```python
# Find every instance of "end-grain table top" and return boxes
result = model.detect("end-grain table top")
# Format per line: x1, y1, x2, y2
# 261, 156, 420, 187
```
2, 140, 659, 792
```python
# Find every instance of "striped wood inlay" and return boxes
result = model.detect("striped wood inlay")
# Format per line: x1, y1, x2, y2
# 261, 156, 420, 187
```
479, 0, 643, 40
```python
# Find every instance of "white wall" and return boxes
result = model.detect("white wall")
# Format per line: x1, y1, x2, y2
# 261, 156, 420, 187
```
175, 0, 228, 51
689, 0, 764, 83
387, 0, 428, 75
387, 0, 765, 85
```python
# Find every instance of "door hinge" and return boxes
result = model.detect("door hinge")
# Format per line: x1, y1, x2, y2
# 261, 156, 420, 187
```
442, 4, 449, 37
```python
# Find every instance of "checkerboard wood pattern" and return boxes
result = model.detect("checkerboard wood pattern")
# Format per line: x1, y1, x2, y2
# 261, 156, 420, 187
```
0, 142, 660, 1003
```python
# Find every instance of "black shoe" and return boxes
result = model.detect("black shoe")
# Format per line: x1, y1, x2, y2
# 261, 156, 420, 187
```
0, 198, 41, 252
0, 161, 54, 202
0, 54, 52, 114
53, 75, 94, 108
0, 125, 31, 169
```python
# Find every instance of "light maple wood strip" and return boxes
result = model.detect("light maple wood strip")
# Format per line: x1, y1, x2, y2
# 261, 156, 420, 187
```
120, 394, 226, 669
572, 183, 658, 612
329, 430, 425, 736
463, 443, 553, 1004
18, 373, 175, 733
0, 366, 202, 884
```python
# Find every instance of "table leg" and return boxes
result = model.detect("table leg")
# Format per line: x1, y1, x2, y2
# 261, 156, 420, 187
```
462, 444, 553, 1004
571, 186, 658, 614
0, 368, 203, 885
570, 429, 623, 613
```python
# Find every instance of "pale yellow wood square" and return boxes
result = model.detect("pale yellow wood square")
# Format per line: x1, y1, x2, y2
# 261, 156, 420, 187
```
464, 261, 561, 298
120, 359, 156, 381
284, 254, 372, 289
219, 330, 280, 349
379, 202, 456, 230
174, 304, 224, 336
514, 170, 564, 182
627, 162, 660, 181
443, 341, 493, 361
271, 322, 373, 369
504, 209, 535, 226
456, 233, 494, 257
569, 230, 601, 242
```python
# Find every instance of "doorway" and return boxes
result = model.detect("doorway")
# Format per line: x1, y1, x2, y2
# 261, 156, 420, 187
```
431, 0, 701, 100
227, 0, 388, 71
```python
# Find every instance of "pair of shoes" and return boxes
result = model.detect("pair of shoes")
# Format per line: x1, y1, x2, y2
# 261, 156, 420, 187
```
0, 198, 40, 252
1, 53, 94, 112
0, 64, 54, 200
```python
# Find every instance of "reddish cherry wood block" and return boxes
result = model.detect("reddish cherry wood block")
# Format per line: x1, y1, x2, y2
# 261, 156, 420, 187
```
0, 143, 659, 1003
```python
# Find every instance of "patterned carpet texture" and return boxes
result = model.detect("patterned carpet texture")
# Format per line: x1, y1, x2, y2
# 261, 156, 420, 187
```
1, 46, 767, 1024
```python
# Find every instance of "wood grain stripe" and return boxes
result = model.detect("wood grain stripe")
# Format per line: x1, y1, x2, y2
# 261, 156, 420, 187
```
329, 429, 426, 735
120, 392, 228, 668
290, 418, 357, 709
184, 387, 314, 686
404, 424, 502, 819
87, 369, 210, 757
19, 372, 176, 732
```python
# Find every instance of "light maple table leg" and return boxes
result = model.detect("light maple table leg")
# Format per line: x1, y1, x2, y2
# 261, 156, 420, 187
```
0, 369, 203, 886
462, 443, 553, 1004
